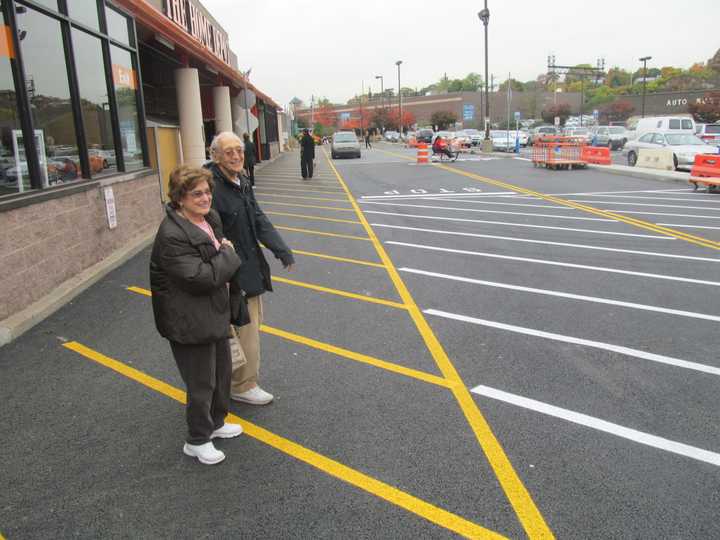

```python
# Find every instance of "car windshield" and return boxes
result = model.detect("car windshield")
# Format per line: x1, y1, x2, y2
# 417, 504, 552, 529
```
490, 131, 508, 137
706, 125, 720, 134
334, 133, 356, 142
609, 127, 625, 134
665, 134, 706, 146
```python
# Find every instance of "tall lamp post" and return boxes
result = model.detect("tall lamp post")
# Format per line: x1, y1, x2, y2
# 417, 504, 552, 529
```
478, 2, 491, 152
375, 75, 384, 132
395, 60, 403, 136
639, 56, 652, 118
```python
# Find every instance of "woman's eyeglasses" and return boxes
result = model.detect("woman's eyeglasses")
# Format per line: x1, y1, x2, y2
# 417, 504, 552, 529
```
189, 189, 212, 199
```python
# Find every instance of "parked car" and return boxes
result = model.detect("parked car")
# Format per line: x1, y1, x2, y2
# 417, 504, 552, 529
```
593, 126, 628, 149
623, 131, 716, 170
528, 126, 557, 146
490, 130, 515, 152
462, 129, 483, 146
564, 127, 591, 144
384, 130, 400, 142
516, 130, 529, 147
331, 131, 361, 159
695, 123, 720, 148
431, 131, 454, 144
416, 128, 434, 144
634, 116, 696, 139
452, 132, 472, 148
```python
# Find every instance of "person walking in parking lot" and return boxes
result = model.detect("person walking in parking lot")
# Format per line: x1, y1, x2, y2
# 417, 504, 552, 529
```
150, 165, 244, 465
432, 135, 457, 161
242, 133, 256, 186
208, 132, 295, 407
365, 130, 372, 149
300, 128, 315, 179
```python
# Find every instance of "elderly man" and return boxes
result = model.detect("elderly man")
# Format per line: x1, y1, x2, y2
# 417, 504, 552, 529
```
208, 132, 295, 405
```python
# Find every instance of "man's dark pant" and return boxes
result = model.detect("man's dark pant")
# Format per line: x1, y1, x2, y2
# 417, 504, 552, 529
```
245, 164, 255, 185
301, 155, 313, 179
170, 339, 231, 445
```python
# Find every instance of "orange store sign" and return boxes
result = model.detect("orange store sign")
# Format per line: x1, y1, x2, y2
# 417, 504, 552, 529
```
163, 0, 230, 65
112, 64, 137, 90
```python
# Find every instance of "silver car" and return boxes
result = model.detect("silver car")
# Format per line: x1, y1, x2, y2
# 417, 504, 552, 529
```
593, 126, 627, 150
331, 131, 361, 159
623, 132, 716, 170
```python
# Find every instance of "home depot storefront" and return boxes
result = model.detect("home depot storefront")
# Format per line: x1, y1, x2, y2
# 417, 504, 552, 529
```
0, 0, 282, 343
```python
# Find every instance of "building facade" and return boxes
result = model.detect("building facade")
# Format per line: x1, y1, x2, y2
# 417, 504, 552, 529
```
0, 0, 283, 343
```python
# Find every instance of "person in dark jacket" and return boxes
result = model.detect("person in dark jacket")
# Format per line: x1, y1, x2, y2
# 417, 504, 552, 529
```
242, 132, 256, 186
150, 165, 244, 465
299, 128, 315, 179
208, 132, 295, 406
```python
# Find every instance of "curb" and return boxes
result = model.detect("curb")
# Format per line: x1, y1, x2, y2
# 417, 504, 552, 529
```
585, 164, 691, 186
0, 229, 155, 347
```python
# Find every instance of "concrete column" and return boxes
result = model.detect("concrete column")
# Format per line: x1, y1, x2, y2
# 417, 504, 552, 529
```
174, 68, 205, 167
213, 86, 232, 134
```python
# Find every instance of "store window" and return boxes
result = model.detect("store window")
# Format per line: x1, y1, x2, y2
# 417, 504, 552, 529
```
28, 0, 58, 11
72, 29, 116, 175
0, 15, 23, 196
66, 0, 100, 31
17, 6, 80, 186
110, 45, 142, 171
105, 6, 131, 47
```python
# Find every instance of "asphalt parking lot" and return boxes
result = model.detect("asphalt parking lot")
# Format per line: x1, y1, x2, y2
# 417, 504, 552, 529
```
2, 143, 719, 538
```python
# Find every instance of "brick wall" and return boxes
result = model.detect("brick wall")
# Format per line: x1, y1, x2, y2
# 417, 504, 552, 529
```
0, 171, 163, 321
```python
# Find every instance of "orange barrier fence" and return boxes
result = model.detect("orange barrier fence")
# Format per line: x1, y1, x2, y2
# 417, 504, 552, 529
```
531, 136, 587, 170
581, 146, 611, 165
417, 143, 429, 164
689, 153, 720, 191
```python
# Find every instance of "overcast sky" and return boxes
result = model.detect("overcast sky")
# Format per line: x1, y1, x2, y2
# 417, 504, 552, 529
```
203, 0, 720, 109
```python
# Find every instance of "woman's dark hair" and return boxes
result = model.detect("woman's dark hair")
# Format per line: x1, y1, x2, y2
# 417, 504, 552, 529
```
167, 165, 214, 209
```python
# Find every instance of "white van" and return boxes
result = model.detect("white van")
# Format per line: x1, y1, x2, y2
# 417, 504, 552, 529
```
634, 116, 696, 138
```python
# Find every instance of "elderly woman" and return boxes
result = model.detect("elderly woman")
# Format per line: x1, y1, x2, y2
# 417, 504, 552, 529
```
150, 165, 243, 465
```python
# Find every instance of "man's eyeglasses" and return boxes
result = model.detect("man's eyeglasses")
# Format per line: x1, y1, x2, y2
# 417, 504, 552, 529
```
189, 189, 212, 199
223, 147, 244, 157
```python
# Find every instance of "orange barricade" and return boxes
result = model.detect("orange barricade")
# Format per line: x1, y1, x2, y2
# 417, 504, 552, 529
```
581, 146, 611, 165
531, 136, 587, 170
689, 153, 720, 191
417, 143, 429, 164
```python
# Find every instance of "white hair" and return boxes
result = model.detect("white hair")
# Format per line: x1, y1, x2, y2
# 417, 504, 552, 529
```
210, 131, 244, 157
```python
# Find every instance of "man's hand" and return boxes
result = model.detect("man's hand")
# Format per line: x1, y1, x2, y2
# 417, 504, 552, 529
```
284, 263, 294, 271
221, 238, 235, 250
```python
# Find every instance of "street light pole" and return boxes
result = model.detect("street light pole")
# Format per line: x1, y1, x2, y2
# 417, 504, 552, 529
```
478, 1, 491, 152
639, 56, 652, 118
375, 75, 384, 132
395, 60, 403, 136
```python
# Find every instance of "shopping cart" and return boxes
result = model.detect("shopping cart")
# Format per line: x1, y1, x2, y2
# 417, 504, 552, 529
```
531, 136, 587, 170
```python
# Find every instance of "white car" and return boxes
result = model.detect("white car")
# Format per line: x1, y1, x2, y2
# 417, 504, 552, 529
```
490, 130, 515, 152
331, 131, 361, 159
623, 131, 716, 170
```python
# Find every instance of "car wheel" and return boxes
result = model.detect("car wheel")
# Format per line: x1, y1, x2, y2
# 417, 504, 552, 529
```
331, 152, 337, 159
628, 151, 637, 166
673, 154, 679, 171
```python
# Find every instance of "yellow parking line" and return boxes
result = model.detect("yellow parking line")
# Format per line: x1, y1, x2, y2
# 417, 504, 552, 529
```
291, 249, 385, 268
260, 325, 452, 388
255, 186, 346, 195
62, 341, 502, 539
271, 276, 406, 309
257, 193, 349, 203
265, 211, 362, 225
127, 285, 151, 296
276, 226, 372, 242
325, 149, 555, 539
255, 200, 356, 212
257, 179, 343, 187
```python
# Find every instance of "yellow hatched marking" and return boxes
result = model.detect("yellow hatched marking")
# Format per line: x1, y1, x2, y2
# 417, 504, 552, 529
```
127, 285, 151, 296
276, 225, 372, 242
265, 211, 362, 225
325, 149, 555, 539
258, 179, 342, 187
255, 186, 346, 195
255, 200, 356, 212
257, 193, 349, 202
292, 249, 385, 268
271, 276, 406, 309
62, 341, 504, 539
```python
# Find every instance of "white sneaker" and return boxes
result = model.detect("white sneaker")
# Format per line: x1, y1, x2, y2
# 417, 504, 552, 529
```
231, 385, 274, 405
211, 422, 243, 439
183, 442, 226, 465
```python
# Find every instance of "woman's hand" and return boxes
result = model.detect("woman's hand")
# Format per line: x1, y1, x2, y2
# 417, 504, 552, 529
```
221, 238, 235, 250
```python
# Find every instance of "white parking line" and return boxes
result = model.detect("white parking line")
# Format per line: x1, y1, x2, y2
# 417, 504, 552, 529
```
364, 211, 671, 239
424, 308, 720, 376
386, 241, 720, 287
360, 191, 516, 200
532, 189, 696, 196
403, 268, 720, 322
562, 193, 720, 203
565, 200, 720, 211
609, 210, 720, 219
359, 201, 615, 222
422, 198, 574, 210
371, 223, 720, 263
657, 223, 720, 230
470, 384, 720, 467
